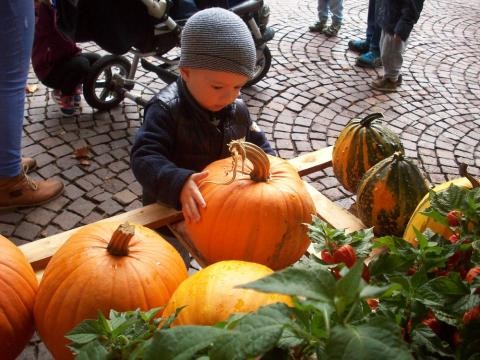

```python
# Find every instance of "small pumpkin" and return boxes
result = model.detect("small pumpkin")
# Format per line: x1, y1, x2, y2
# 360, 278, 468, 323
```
162, 260, 291, 326
403, 164, 479, 245
186, 140, 316, 270
356, 151, 429, 236
332, 113, 404, 193
0, 235, 38, 360
34, 222, 188, 360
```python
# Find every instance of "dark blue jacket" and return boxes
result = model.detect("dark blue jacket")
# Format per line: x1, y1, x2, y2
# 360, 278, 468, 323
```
377, 0, 424, 41
130, 79, 274, 209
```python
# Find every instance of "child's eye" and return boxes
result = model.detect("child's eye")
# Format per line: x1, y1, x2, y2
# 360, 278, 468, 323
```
212, 85, 222, 90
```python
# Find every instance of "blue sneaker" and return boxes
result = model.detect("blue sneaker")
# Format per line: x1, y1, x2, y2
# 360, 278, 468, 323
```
348, 39, 369, 54
356, 51, 382, 68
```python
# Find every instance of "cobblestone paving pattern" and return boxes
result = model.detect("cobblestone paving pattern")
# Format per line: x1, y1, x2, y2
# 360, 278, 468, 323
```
7, 0, 480, 358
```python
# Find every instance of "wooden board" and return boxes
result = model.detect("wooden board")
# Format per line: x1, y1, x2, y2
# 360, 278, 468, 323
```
19, 145, 365, 275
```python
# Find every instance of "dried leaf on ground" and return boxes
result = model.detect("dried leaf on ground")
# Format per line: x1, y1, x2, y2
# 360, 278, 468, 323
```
73, 146, 91, 166
26, 84, 38, 93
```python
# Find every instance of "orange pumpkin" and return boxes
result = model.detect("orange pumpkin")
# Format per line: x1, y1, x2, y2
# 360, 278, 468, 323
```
162, 260, 291, 326
0, 235, 38, 360
186, 140, 316, 270
34, 222, 188, 360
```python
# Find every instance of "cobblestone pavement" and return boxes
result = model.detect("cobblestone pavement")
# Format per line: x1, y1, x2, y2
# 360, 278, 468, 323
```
8, 0, 480, 358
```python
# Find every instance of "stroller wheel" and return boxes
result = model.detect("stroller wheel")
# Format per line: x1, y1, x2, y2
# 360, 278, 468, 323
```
245, 46, 272, 87
83, 55, 132, 111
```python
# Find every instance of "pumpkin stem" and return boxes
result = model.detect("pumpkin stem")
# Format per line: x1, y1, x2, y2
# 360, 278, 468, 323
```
392, 150, 405, 160
229, 139, 271, 182
360, 113, 384, 127
458, 162, 480, 188
107, 222, 135, 256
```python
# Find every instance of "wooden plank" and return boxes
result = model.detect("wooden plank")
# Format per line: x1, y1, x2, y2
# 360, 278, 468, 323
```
18, 146, 348, 274
289, 146, 333, 176
304, 182, 366, 233
19, 203, 182, 272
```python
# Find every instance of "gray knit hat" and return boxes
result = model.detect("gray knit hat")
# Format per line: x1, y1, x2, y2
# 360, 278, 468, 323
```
179, 7, 256, 79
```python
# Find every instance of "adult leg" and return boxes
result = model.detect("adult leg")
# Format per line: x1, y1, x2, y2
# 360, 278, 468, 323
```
0, 0, 34, 177
329, 0, 343, 25
369, 0, 381, 55
324, 0, 342, 36
355, 0, 382, 67
309, 0, 328, 32
380, 32, 406, 81
372, 31, 406, 91
0, 0, 63, 209
348, 0, 374, 53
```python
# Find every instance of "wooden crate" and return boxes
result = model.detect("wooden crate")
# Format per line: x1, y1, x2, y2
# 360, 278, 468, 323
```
18, 146, 366, 278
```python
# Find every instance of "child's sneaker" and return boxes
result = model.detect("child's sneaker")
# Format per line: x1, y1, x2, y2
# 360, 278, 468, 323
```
309, 20, 327, 33
52, 89, 75, 116
356, 51, 382, 68
73, 85, 82, 108
348, 39, 370, 54
324, 22, 341, 37
371, 74, 403, 92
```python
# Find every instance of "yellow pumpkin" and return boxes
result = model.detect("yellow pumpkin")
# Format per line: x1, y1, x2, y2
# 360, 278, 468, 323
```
403, 177, 475, 245
162, 260, 292, 326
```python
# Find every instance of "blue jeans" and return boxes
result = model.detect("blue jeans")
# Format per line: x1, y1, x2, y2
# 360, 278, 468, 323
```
365, 0, 381, 54
0, 0, 34, 177
317, 0, 343, 24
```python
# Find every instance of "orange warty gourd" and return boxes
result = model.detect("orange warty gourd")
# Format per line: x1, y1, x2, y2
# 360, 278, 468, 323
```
185, 140, 316, 270
34, 222, 188, 360
162, 260, 292, 326
356, 151, 429, 237
332, 113, 404, 193
0, 235, 38, 360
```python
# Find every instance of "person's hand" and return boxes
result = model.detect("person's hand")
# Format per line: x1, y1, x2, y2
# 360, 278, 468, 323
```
180, 171, 209, 223
393, 33, 402, 43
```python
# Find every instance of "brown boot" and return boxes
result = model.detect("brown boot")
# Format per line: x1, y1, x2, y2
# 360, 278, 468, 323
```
21, 157, 37, 173
0, 172, 64, 210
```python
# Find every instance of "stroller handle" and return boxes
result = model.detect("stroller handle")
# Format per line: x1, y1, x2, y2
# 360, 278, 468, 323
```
141, 0, 168, 18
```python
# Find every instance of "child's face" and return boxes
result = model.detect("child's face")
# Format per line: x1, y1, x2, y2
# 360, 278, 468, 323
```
180, 68, 249, 112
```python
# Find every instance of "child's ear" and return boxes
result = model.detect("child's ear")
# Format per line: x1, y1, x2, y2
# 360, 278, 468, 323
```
179, 67, 190, 80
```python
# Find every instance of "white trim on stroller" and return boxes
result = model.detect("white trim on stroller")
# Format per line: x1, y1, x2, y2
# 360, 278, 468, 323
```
141, 0, 168, 18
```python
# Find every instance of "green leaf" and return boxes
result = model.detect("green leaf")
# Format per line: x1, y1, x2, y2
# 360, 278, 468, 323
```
66, 320, 105, 344
359, 285, 393, 300
145, 326, 226, 360
71, 341, 109, 360
415, 273, 470, 307
334, 261, 363, 316
324, 317, 413, 360
410, 325, 454, 359
239, 259, 336, 302
209, 312, 285, 360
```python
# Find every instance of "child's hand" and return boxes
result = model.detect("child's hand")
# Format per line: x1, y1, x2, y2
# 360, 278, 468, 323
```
180, 171, 209, 223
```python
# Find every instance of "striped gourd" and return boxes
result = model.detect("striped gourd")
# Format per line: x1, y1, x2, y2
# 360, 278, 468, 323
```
356, 151, 429, 237
403, 164, 479, 245
332, 113, 404, 193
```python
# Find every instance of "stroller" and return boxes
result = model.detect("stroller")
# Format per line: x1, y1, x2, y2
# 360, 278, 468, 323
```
55, 0, 275, 111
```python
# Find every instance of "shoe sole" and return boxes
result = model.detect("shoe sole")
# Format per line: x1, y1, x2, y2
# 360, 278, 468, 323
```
356, 60, 382, 68
371, 85, 398, 92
